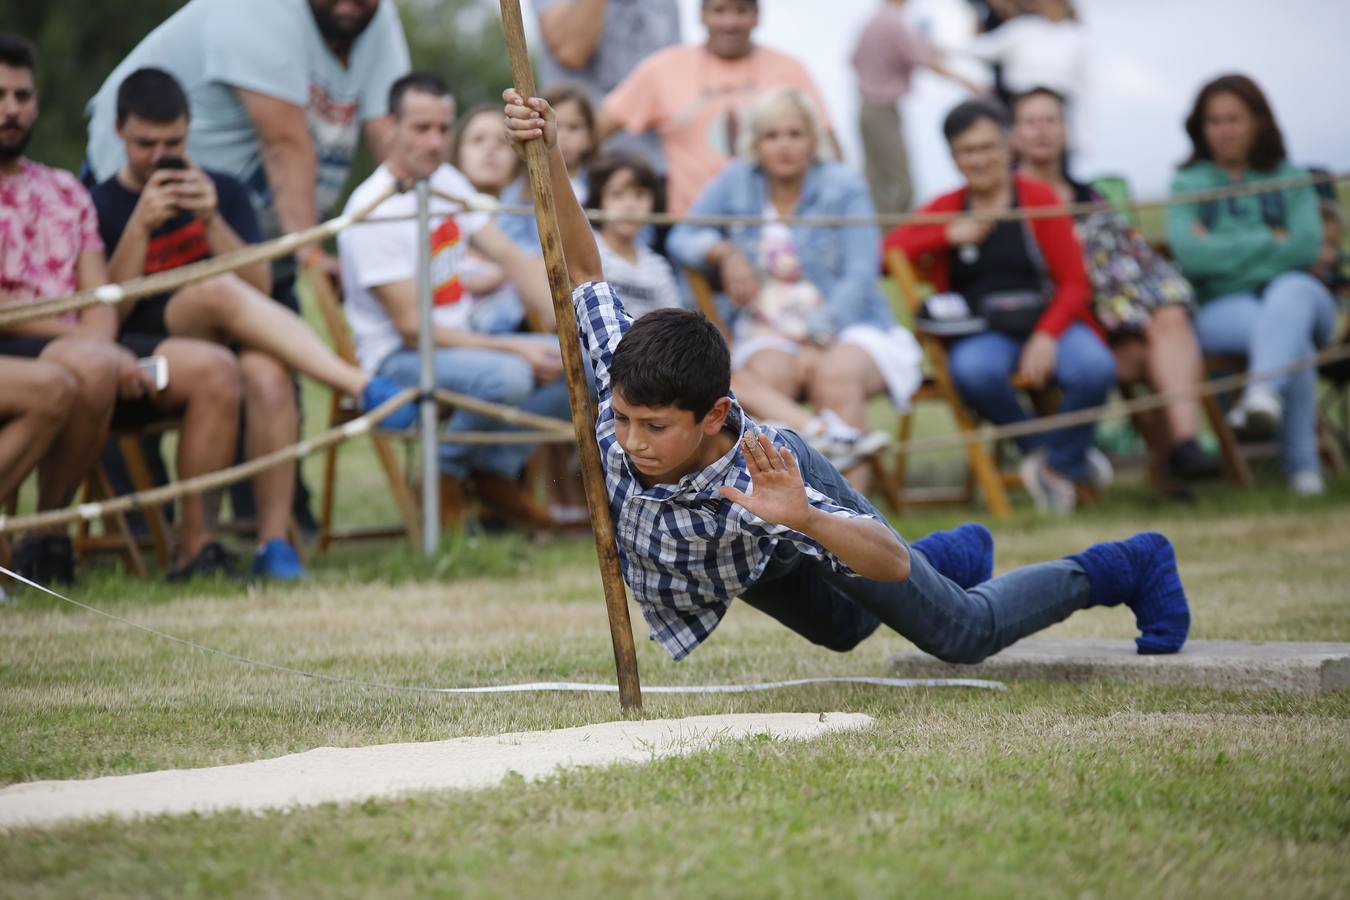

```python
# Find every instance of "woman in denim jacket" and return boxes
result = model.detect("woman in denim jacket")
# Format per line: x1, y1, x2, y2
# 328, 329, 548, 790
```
668, 88, 920, 488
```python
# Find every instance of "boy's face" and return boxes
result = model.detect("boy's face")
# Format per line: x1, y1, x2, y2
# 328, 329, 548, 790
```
599, 167, 654, 243
611, 391, 732, 484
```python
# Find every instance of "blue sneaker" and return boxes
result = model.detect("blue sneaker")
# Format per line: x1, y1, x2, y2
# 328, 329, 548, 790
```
911, 523, 994, 589
252, 539, 305, 581
362, 376, 417, 430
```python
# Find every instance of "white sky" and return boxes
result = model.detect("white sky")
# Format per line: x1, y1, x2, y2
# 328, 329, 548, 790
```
522, 0, 1350, 200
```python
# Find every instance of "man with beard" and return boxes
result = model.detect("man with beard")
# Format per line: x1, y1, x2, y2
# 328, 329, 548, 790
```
0, 33, 201, 584
83, 0, 410, 534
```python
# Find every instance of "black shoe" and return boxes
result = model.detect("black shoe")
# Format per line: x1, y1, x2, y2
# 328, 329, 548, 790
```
167, 541, 239, 582
1167, 439, 1222, 482
11, 535, 75, 586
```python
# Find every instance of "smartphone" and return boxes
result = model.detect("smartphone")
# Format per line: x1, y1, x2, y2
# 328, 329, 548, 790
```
137, 355, 169, 391
155, 156, 187, 171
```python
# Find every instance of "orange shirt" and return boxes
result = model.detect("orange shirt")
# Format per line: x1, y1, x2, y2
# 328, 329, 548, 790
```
602, 43, 833, 215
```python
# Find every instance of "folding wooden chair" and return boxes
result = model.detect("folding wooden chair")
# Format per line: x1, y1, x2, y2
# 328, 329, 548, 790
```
302, 265, 424, 553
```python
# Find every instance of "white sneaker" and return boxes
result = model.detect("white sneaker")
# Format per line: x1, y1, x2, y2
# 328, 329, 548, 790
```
1228, 385, 1282, 441
808, 410, 892, 470
1289, 470, 1325, 496
1019, 450, 1077, 514
1084, 447, 1115, 491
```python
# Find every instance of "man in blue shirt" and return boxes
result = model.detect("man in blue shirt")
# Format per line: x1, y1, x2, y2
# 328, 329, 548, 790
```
503, 87, 1192, 661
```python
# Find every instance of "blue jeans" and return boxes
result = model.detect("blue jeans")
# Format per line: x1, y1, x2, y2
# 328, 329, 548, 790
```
739, 431, 1091, 662
1193, 271, 1337, 477
948, 323, 1117, 481
378, 341, 571, 479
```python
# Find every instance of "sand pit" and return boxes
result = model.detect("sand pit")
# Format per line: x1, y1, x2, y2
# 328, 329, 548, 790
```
0, 712, 872, 829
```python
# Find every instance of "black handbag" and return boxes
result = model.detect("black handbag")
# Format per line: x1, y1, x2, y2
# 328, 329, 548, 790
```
978, 289, 1050, 339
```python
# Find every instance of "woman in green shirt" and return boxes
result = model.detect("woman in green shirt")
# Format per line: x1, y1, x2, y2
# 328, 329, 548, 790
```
1167, 74, 1338, 496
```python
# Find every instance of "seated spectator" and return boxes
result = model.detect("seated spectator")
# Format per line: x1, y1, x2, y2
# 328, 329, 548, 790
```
884, 98, 1116, 513
1011, 86, 1220, 489
89, 67, 415, 578
0, 356, 77, 515
498, 83, 602, 250
669, 88, 918, 488
534, 0, 681, 167
338, 73, 565, 529
0, 33, 162, 584
449, 104, 532, 334
1167, 74, 1338, 496
599, 0, 837, 216
588, 153, 682, 319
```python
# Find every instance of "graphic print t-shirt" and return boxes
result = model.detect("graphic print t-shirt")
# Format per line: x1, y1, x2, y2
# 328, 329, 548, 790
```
91, 170, 262, 317
338, 163, 490, 373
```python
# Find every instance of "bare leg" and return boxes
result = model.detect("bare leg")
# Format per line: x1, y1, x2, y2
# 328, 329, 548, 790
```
808, 341, 888, 491
152, 338, 241, 558
164, 273, 368, 397
34, 339, 121, 515
734, 349, 811, 427
1144, 306, 1203, 444
237, 351, 298, 545
0, 359, 76, 500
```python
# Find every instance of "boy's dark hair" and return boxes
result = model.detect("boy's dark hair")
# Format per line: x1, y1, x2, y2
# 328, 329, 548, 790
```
0, 33, 37, 73
610, 309, 730, 420
585, 152, 665, 215
1183, 73, 1287, 172
116, 68, 189, 126
388, 71, 450, 119
942, 97, 1009, 143
1011, 85, 1067, 116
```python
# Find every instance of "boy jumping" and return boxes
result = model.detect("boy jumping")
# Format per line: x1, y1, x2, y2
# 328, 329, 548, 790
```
502, 90, 1191, 663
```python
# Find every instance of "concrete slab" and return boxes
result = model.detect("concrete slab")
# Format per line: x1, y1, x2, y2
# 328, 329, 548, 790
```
888, 640, 1350, 694
0, 712, 873, 830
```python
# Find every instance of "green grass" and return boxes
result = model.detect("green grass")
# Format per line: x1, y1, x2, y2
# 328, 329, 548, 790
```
2, 474, 1349, 897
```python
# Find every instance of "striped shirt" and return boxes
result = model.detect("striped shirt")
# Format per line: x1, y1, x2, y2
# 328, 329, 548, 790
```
576, 281, 869, 660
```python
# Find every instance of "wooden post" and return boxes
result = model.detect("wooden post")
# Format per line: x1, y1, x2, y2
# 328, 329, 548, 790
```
497, 0, 642, 711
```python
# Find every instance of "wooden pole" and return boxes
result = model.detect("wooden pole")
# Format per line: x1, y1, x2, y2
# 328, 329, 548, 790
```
497, 0, 642, 711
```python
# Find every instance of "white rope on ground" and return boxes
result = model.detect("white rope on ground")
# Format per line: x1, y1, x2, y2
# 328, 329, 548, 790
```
2, 341, 1345, 537
420, 170, 1348, 230
0, 565, 1007, 695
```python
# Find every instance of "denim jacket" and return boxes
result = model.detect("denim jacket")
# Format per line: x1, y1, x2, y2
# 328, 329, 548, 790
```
667, 159, 895, 333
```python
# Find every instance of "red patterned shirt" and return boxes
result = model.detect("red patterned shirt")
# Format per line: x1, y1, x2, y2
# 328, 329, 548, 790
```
0, 159, 104, 304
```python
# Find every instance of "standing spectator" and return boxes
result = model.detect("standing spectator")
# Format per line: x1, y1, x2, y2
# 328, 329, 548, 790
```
588, 153, 683, 320
885, 98, 1116, 513
1011, 87, 1220, 489
964, 0, 1084, 113
338, 73, 564, 529
851, 0, 980, 214
1167, 74, 1337, 496
83, 0, 412, 532
534, 0, 681, 168
0, 33, 161, 583
669, 88, 917, 489
90, 68, 414, 577
598, 0, 837, 216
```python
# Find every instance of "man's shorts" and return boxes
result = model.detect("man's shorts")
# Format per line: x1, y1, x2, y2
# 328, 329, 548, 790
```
0, 332, 167, 429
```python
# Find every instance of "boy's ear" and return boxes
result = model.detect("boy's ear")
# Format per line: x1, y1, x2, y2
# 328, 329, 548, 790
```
699, 396, 733, 435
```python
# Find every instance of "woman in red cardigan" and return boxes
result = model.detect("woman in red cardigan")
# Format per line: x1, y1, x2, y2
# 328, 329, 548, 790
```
883, 99, 1116, 513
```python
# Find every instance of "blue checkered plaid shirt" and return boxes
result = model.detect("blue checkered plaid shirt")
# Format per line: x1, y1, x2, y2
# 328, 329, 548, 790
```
575, 281, 871, 660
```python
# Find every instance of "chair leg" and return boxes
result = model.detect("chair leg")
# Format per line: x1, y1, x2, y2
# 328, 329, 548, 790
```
88, 468, 148, 578
118, 434, 174, 568
316, 443, 341, 555
1318, 418, 1347, 475
891, 412, 915, 515
372, 435, 421, 551
1202, 393, 1253, 487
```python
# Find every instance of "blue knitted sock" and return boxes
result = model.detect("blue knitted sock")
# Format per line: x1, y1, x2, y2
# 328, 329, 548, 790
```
1069, 532, 1190, 655
911, 523, 994, 590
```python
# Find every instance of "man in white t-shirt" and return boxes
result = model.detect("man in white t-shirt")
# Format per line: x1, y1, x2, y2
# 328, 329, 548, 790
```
338, 73, 565, 528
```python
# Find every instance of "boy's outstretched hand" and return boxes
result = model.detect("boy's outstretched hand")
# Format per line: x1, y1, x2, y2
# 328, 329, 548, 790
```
503, 89, 557, 155
720, 432, 812, 531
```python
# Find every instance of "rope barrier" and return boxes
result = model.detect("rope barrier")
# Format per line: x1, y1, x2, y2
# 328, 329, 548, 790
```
0, 564, 1007, 695
0, 185, 398, 330
424, 170, 1348, 230
2, 341, 1344, 538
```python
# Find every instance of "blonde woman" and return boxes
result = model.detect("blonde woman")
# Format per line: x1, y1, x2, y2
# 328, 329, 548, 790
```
668, 88, 920, 486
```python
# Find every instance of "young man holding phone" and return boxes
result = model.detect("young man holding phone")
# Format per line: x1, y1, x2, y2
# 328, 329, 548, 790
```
89, 67, 413, 579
